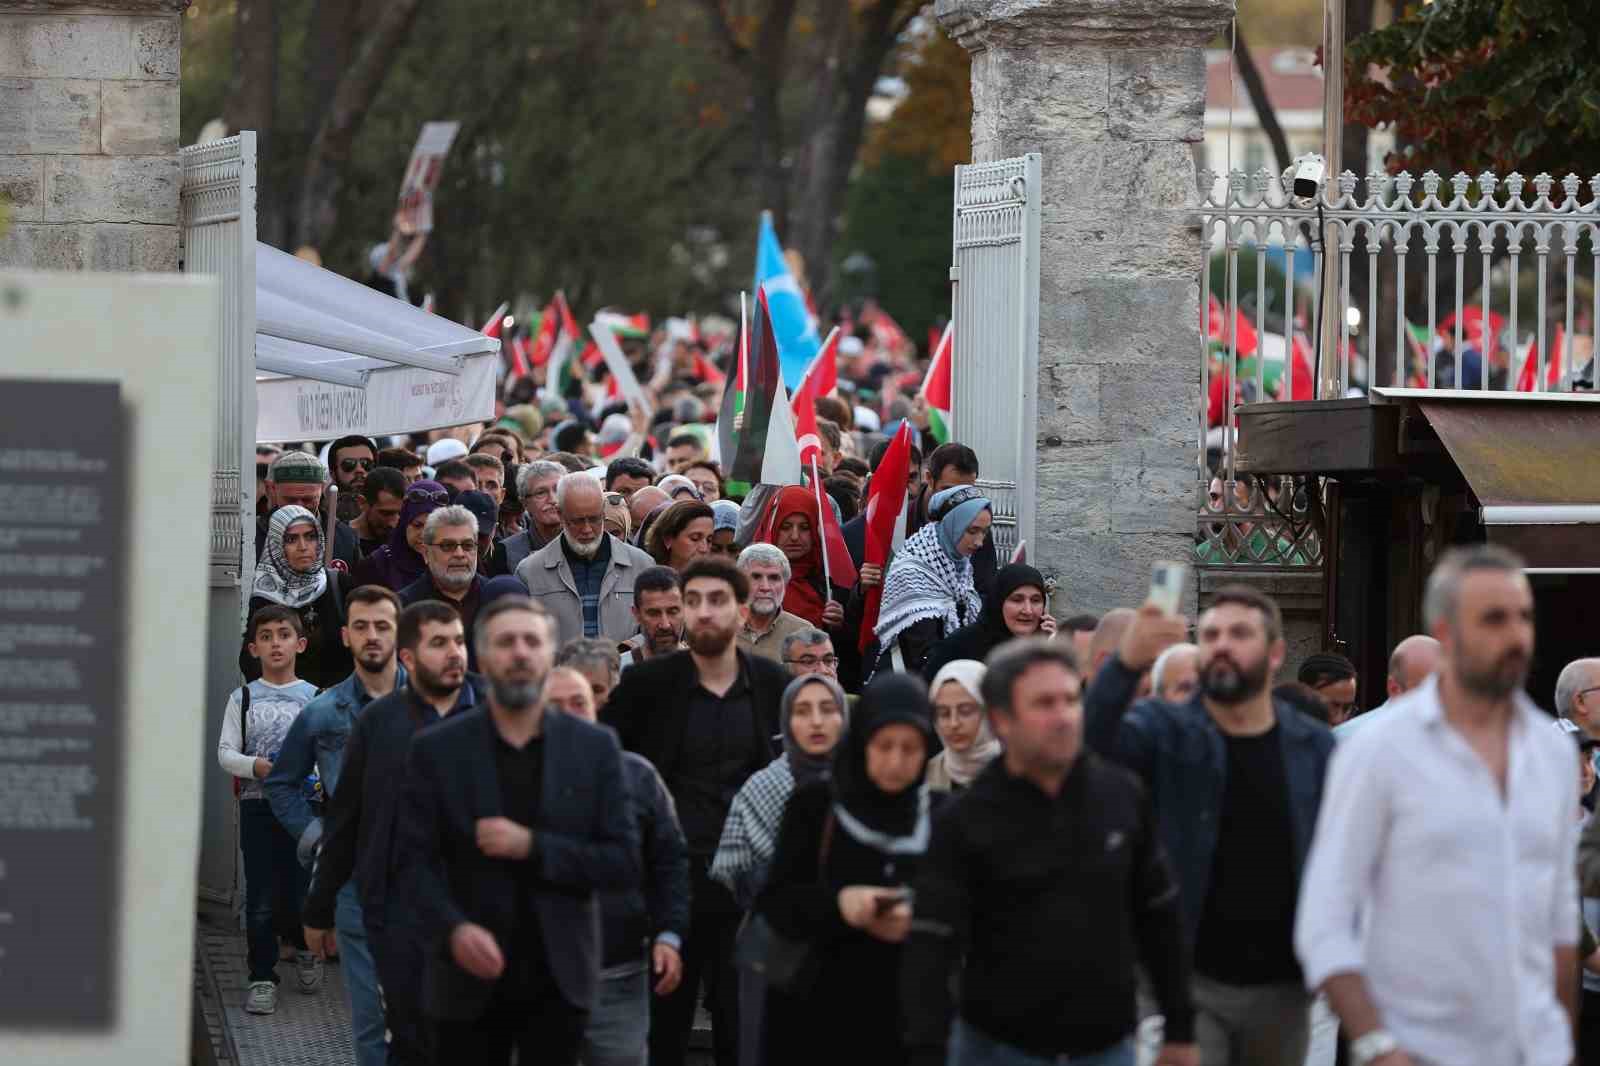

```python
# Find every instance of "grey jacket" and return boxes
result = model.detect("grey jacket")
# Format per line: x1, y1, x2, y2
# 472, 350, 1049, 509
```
515, 532, 655, 647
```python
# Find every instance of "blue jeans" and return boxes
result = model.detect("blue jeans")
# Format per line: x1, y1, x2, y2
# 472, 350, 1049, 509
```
951, 1020, 1135, 1066
240, 798, 309, 983
582, 961, 649, 1066
336, 883, 385, 1066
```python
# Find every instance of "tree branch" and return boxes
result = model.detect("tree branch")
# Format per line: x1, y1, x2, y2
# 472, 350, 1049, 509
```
1233, 22, 1294, 176
695, 0, 748, 65
293, 0, 428, 249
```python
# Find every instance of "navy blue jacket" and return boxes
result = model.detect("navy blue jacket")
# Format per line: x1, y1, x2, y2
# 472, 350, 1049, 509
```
302, 679, 481, 930
264, 666, 406, 866
603, 752, 691, 969
1083, 655, 1334, 945
397, 706, 640, 1018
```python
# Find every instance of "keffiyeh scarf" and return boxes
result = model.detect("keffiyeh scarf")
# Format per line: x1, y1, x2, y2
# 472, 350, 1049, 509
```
873, 521, 983, 657
252, 506, 328, 608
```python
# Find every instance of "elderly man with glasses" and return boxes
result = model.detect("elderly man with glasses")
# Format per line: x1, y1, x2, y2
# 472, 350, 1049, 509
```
734, 544, 812, 667
780, 628, 840, 681
398, 505, 489, 668
516, 472, 657, 647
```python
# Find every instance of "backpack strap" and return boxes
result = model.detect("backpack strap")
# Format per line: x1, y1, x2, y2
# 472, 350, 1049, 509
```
239, 684, 251, 752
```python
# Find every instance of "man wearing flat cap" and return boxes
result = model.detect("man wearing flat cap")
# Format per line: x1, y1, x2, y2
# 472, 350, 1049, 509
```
258, 450, 362, 573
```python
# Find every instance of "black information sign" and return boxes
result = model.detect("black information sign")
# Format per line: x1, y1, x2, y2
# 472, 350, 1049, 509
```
0, 380, 125, 1027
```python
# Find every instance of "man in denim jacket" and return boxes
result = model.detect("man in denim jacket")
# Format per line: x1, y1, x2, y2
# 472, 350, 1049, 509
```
1084, 585, 1334, 1066
266, 586, 405, 1066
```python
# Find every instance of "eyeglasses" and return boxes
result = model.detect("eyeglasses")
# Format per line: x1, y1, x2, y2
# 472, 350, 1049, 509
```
405, 488, 449, 506
429, 539, 478, 554
1580, 687, 1600, 703
339, 457, 375, 473
785, 655, 839, 669
565, 515, 605, 528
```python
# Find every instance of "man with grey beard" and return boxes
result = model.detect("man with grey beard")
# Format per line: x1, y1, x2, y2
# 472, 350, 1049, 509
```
516, 472, 655, 646
397, 597, 637, 1065
401, 505, 489, 667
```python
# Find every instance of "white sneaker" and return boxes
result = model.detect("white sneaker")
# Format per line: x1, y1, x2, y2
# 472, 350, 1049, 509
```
245, 980, 277, 1015
295, 950, 323, 994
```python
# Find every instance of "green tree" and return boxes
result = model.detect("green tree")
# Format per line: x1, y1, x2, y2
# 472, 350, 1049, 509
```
1347, 0, 1600, 179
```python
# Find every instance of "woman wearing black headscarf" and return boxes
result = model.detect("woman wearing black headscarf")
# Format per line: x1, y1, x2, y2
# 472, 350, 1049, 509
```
922, 563, 1055, 681
757, 673, 936, 1066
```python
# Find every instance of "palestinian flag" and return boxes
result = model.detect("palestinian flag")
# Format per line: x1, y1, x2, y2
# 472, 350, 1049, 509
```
728, 287, 802, 486
715, 294, 749, 468
1517, 324, 1566, 392
920, 321, 953, 445
859, 422, 914, 652
542, 292, 583, 401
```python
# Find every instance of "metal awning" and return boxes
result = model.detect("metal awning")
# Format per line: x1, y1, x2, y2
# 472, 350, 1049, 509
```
252, 243, 499, 442
1418, 398, 1600, 570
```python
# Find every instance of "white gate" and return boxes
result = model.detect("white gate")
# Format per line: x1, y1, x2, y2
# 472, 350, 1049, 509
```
180, 132, 256, 906
949, 153, 1042, 561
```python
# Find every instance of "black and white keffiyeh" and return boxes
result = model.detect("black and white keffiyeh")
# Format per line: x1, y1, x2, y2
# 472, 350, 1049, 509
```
874, 521, 982, 657
709, 759, 796, 910
252, 505, 328, 608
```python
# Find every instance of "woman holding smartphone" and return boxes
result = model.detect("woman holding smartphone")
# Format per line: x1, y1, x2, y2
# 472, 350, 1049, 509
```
756, 673, 937, 1066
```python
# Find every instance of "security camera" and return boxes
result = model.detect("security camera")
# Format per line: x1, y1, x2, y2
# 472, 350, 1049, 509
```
1292, 153, 1326, 201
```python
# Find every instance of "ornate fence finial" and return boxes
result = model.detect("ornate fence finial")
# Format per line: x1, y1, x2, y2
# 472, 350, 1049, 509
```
1422, 170, 1442, 200
1394, 170, 1415, 201
1562, 173, 1582, 202
1506, 172, 1526, 205
1338, 170, 1359, 199
1450, 172, 1472, 202
1533, 173, 1554, 202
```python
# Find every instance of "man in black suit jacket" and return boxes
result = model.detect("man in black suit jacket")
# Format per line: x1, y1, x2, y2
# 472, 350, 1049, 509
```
601, 556, 788, 1066
398, 596, 638, 1066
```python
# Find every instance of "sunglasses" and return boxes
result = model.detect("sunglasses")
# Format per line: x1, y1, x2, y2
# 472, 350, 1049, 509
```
256, 462, 271, 480
339, 457, 375, 473
405, 488, 449, 506
603, 492, 626, 506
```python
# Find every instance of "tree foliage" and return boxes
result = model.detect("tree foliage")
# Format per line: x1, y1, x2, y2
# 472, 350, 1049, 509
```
180, 0, 920, 323
1347, 0, 1600, 180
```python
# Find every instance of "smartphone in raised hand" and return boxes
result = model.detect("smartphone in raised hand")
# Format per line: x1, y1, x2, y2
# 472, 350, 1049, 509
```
1148, 561, 1189, 617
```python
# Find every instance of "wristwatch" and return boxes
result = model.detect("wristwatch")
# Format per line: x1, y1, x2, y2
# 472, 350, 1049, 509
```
1349, 1029, 1399, 1066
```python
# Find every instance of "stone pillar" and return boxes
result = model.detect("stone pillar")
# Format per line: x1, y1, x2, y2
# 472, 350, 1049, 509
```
938, 0, 1230, 615
0, 0, 184, 272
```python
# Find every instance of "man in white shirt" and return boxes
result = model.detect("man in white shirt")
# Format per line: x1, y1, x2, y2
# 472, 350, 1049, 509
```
1295, 545, 1579, 1066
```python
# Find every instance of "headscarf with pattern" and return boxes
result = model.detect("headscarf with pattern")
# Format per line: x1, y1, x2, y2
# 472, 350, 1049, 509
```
252, 506, 327, 608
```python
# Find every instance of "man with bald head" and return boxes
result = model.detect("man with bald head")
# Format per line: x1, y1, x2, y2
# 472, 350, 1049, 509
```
1333, 634, 1441, 738
1556, 658, 1600, 741
516, 472, 656, 646
1087, 608, 1137, 676
629, 486, 672, 537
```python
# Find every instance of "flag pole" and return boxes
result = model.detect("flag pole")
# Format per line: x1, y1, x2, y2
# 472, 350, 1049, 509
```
810, 456, 832, 597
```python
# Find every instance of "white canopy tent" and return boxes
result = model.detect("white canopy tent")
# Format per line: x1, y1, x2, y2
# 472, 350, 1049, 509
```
253, 242, 498, 443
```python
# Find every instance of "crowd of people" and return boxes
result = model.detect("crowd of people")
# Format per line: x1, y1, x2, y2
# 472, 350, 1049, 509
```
217, 324, 1600, 1066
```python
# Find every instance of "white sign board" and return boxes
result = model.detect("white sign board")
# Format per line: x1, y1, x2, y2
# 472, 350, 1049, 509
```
0, 270, 218, 1065
396, 121, 459, 234
255, 353, 497, 443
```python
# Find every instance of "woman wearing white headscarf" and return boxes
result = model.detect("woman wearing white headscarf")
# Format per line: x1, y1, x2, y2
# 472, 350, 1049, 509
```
925, 660, 1002, 792
871, 485, 992, 677
239, 505, 350, 689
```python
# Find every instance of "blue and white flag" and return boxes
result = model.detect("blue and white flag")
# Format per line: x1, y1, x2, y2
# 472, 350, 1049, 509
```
754, 210, 821, 388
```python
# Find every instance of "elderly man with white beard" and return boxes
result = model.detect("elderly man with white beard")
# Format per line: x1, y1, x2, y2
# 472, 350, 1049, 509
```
517, 472, 657, 646
734, 543, 811, 666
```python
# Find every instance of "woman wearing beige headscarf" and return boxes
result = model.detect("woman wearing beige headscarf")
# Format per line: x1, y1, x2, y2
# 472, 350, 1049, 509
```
925, 659, 1002, 792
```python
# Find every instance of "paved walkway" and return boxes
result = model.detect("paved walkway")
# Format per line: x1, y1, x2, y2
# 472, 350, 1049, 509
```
194, 907, 714, 1066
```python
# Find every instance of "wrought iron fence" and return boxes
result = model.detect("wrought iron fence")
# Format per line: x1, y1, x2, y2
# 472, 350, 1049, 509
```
1194, 166, 1600, 568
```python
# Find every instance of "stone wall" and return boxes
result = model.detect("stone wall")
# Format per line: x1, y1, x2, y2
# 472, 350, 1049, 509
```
0, 0, 185, 272
938, 0, 1232, 618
